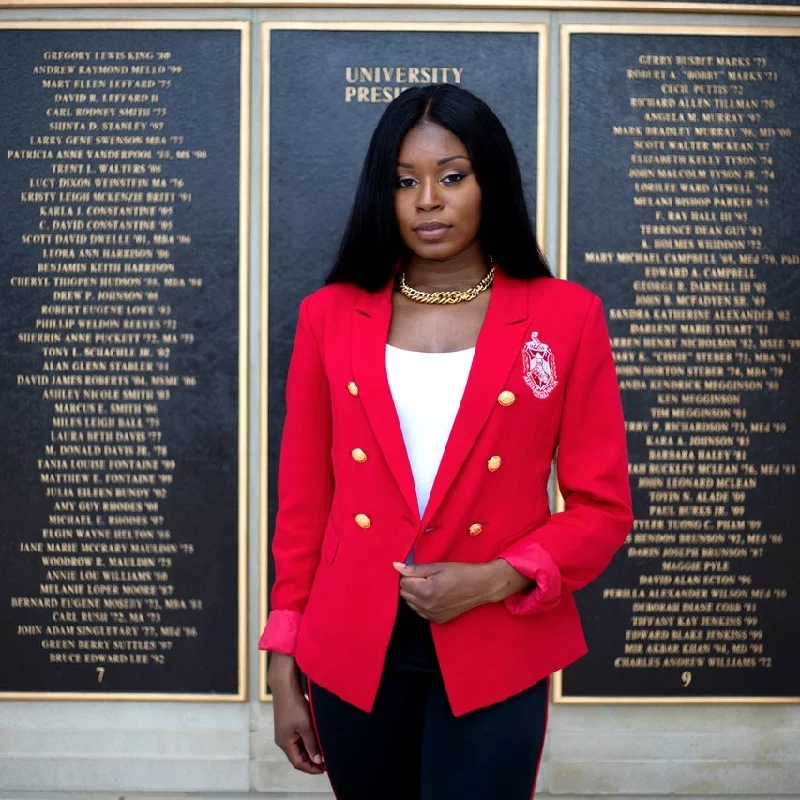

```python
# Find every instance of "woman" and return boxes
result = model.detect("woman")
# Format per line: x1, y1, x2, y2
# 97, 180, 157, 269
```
259, 84, 633, 799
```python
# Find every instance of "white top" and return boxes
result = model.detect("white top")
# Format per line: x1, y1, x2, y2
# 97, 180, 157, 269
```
385, 344, 475, 517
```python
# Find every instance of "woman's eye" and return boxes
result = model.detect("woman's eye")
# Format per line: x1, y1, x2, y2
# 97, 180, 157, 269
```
396, 176, 417, 189
442, 172, 466, 185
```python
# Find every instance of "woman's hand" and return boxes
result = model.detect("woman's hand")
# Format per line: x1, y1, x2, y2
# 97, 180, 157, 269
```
268, 653, 325, 775
393, 559, 532, 624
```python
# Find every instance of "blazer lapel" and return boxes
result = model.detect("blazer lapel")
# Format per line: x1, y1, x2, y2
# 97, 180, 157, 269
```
420, 270, 531, 530
351, 283, 420, 522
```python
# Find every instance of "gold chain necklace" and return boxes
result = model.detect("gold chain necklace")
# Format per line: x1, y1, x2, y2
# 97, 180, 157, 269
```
398, 263, 495, 305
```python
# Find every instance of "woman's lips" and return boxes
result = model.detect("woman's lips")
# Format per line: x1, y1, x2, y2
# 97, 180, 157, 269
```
414, 223, 450, 241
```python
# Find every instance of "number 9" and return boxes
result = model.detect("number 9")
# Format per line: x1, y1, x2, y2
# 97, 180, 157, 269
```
681, 671, 692, 688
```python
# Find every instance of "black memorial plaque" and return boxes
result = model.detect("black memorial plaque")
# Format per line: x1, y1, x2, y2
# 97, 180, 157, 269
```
0, 24, 247, 699
558, 28, 800, 702
262, 24, 545, 696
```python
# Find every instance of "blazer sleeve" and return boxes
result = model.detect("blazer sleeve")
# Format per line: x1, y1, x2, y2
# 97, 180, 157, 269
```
499, 295, 633, 616
258, 298, 334, 654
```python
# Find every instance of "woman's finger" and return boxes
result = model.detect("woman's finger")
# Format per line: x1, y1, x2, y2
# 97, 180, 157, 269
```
400, 587, 422, 606
285, 734, 325, 775
299, 722, 325, 767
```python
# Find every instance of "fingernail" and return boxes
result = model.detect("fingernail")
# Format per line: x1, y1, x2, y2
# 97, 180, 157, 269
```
392, 561, 404, 569
313, 754, 323, 764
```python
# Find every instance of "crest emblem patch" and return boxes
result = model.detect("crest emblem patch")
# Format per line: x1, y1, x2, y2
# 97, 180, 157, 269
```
522, 331, 558, 399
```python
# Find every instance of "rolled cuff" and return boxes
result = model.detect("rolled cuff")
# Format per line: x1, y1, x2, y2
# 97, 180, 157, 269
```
257, 609, 302, 654
500, 541, 562, 616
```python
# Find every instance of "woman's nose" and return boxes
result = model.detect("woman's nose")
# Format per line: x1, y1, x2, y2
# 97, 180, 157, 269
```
416, 179, 442, 211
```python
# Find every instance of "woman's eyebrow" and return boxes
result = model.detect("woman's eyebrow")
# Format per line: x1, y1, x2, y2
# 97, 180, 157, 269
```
396, 155, 471, 168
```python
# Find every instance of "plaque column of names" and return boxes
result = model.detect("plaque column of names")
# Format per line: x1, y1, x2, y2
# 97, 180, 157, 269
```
558, 27, 799, 702
0, 24, 248, 699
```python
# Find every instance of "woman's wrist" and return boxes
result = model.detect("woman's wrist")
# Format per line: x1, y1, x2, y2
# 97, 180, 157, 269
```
482, 559, 534, 604
268, 653, 303, 694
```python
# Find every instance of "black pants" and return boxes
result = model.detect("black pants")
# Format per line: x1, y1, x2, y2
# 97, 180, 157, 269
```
308, 602, 548, 800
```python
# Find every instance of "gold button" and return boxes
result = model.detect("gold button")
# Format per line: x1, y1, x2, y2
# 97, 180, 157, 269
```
355, 513, 371, 529
498, 390, 516, 406
347, 381, 359, 396
488, 456, 502, 472
351, 448, 367, 463
468, 523, 483, 536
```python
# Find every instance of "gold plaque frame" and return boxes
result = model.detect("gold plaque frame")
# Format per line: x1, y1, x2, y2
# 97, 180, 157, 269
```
0, 0, 799, 19
0, 20, 250, 703
553, 23, 800, 705
258, 19, 549, 701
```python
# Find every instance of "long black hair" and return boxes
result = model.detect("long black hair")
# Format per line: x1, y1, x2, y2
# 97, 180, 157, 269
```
325, 84, 551, 290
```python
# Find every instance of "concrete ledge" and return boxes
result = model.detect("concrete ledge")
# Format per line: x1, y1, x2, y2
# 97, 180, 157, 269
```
0, 730, 246, 758
0, 758, 250, 793
550, 761, 800, 795
547, 706, 800, 734
548, 730, 800, 761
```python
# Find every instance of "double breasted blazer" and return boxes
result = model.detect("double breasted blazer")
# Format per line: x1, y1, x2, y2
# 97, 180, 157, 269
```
259, 269, 633, 717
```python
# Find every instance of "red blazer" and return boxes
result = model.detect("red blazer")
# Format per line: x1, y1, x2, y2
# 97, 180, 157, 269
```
259, 269, 633, 717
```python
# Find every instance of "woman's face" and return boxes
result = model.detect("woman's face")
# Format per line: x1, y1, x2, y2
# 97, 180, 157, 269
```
394, 122, 482, 262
